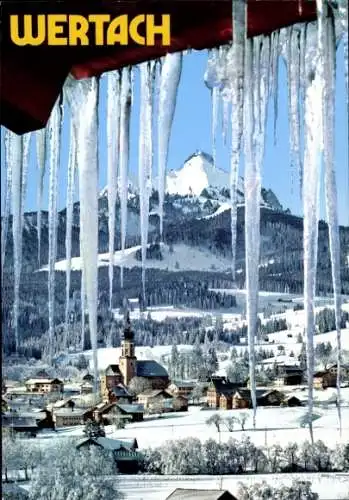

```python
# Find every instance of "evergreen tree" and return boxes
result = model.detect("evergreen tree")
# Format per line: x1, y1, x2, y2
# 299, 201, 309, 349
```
83, 420, 105, 438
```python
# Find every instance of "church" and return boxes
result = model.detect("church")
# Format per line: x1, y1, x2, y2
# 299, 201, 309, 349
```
100, 312, 169, 400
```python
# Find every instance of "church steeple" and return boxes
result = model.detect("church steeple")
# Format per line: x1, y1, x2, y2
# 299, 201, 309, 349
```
123, 310, 134, 342
119, 308, 137, 385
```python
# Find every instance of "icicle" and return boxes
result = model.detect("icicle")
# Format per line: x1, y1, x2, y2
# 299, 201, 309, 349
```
303, 20, 323, 444
243, 36, 258, 429
211, 86, 219, 169
70, 77, 100, 392
1, 133, 12, 278
158, 52, 183, 241
229, 0, 246, 281
9, 131, 23, 352
338, 0, 348, 113
299, 24, 307, 101
321, 5, 343, 436
21, 134, 31, 219
270, 30, 280, 145
107, 70, 121, 309
286, 26, 302, 190
139, 61, 155, 300
63, 117, 77, 349
36, 128, 47, 265
47, 99, 62, 362
119, 67, 132, 288
221, 91, 230, 145
204, 48, 221, 168
81, 268, 86, 351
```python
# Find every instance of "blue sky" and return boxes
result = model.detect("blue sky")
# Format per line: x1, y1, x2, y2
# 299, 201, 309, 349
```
1, 42, 348, 225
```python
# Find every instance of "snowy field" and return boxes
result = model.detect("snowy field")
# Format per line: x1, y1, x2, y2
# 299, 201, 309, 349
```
17, 472, 349, 499
113, 473, 349, 500
29, 404, 349, 451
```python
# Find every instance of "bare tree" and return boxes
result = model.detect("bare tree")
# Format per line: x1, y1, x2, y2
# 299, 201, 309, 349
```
224, 416, 237, 432
237, 412, 248, 431
206, 414, 222, 432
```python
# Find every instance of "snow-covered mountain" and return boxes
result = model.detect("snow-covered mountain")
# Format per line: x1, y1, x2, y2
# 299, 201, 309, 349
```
162, 150, 244, 197
100, 151, 283, 212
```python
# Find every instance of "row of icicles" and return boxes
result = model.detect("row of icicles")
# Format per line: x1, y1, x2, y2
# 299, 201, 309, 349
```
1, 0, 348, 438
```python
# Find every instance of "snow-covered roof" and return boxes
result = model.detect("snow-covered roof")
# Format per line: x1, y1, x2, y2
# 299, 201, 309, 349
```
136, 360, 168, 378
25, 378, 63, 385
76, 437, 136, 452
165, 489, 237, 500
116, 403, 144, 414
54, 408, 88, 417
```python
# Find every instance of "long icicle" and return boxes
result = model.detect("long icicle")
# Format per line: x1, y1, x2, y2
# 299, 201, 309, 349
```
243, 35, 258, 428
119, 67, 132, 289
303, 20, 322, 444
107, 70, 121, 309
271, 30, 280, 145
64, 117, 77, 349
36, 129, 47, 266
322, 5, 343, 436
139, 62, 155, 300
1, 133, 12, 279
21, 134, 31, 223
158, 52, 183, 241
287, 26, 302, 190
9, 132, 23, 353
47, 98, 62, 363
230, 0, 246, 283
75, 77, 100, 393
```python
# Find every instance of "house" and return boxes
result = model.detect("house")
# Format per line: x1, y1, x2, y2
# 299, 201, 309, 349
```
167, 381, 196, 398
100, 312, 169, 395
53, 408, 92, 427
93, 402, 122, 425
137, 389, 173, 409
105, 384, 133, 404
232, 389, 285, 409
80, 381, 94, 394
275, 365, 304, 386
327, 363, 349, 380
48, 398, 75, 411
76, 436, 142, 473
114, 403, 144, 422
2, 416, 38, 436
25, 378, 64, 394
284, 395, 302, 407
165, 489, 238, 500
16, 409, 54, 429
312, 364, 349, 390
162, 396, 189, 412
207, 378, 241, 408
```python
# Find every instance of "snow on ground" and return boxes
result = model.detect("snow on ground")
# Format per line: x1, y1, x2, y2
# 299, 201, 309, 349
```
115, 473, 349, 500
39, 243, 232, 273
31, 404, 349, 452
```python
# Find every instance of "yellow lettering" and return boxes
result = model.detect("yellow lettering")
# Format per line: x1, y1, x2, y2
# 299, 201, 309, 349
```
47, 15, 67, 45
129, 15, 146, 45
88, 14, 110, 45
69, 15, 89, 45
146, 15, 170, 46
107, 15, 128, 45
10, 15, 46, 46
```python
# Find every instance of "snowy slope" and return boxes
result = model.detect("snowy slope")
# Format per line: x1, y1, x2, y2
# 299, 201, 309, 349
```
40, 243, 232, 273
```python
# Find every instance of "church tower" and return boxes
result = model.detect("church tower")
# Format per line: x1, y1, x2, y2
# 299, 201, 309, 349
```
119, 311, 137, 386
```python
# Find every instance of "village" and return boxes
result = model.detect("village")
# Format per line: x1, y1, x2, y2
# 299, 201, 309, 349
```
3, 304, 349, 491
